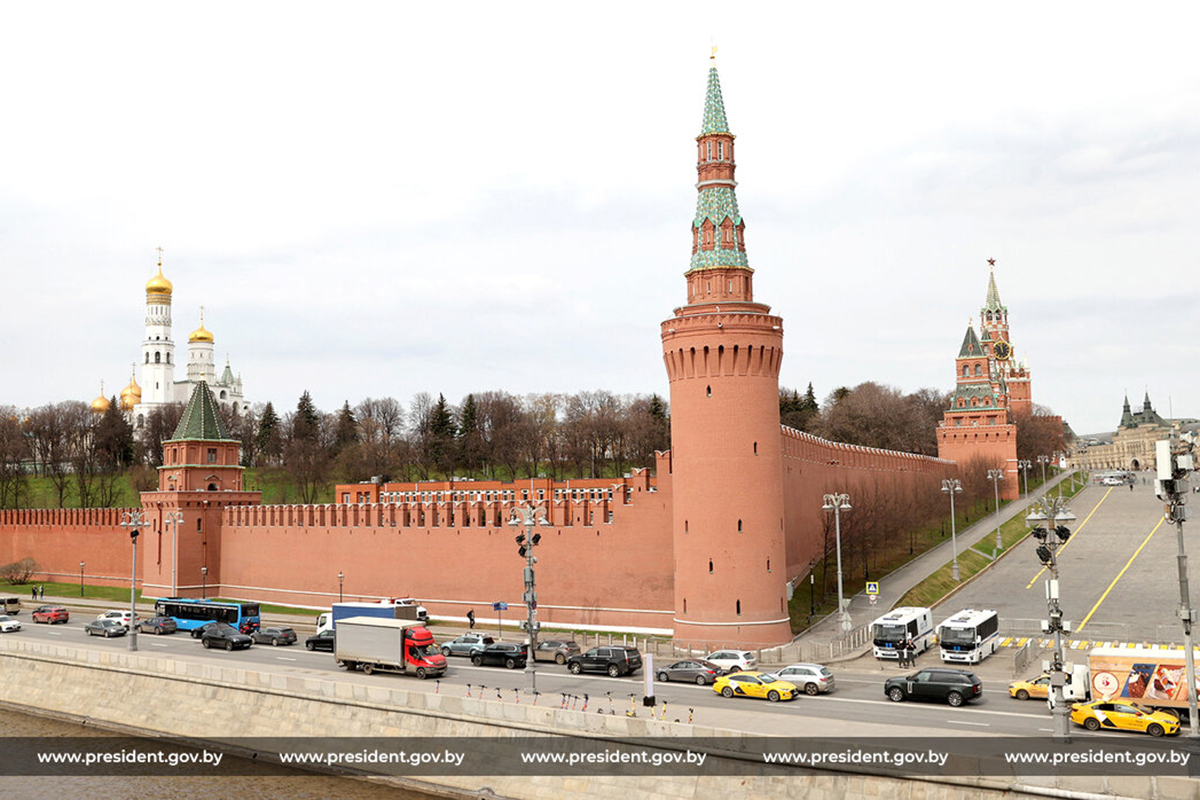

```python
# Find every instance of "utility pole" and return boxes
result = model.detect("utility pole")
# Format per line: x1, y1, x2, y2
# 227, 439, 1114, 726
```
120, 511, 147, 652
510, 501, 550, 692
1156, 436, 1198, 737
1027, 496, 1077, 743
822, 493, 852, 632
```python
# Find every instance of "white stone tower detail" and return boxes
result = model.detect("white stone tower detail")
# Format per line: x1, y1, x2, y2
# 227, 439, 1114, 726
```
187, 306, 216, 385
139, 252, 176, 407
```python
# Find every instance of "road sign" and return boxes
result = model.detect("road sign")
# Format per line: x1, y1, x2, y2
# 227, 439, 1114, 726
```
492, 602, 508, 611
869, 594, 878, 606
866, 581, 880, 595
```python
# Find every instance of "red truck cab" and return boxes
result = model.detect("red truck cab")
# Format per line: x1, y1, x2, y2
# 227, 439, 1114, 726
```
404, 626, 448, 677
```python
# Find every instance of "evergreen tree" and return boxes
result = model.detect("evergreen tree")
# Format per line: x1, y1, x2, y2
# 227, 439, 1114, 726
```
96, 398, 136, 468
457, 393, 484, 477
294, 391, 320, 442
333, 400, 358, 453
429, 393, 457, 476
256, 401, 282, 465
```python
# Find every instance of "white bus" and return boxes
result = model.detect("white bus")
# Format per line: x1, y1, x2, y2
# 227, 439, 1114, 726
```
871, 607, 934, 660
937, 608, 1000, 665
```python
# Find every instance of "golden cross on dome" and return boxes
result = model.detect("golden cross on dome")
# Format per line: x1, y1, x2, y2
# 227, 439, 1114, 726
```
199, 305, 205, 325
156, 245, 164, 265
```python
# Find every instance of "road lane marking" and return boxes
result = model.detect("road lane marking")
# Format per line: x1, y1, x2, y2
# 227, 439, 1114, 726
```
1025, 487, 1112, 589
278, 657, 297, 661
946, 720, 990, 726
812, 695, 1045, 719
151, 643, 168, 647
1076, 517, 1165, 633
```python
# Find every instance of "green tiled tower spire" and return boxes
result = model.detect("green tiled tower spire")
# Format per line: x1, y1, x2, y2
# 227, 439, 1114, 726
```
958, 322, 985, 358
689, 57, 749, 273
984, 266, 1005, 312
169, 380, 232, 441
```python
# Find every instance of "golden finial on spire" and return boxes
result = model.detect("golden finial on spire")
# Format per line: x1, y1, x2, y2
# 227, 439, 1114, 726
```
199, 305, 204, 326
711, 43, 718, 61
156, 245, 164, 266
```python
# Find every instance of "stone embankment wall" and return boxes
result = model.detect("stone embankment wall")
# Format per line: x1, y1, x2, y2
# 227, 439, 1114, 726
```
0, 638, 1156, 800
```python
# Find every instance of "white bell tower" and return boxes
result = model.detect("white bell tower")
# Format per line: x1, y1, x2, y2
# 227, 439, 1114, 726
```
139, 249, 176, 407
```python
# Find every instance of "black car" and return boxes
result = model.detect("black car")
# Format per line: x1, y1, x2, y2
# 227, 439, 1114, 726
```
138, 616, 178, 635
190, 621, 229, 639
252, 626, 297, 646
471, 643, 528, 669
567, 646, 643, 677
306, 629, 336, 651
885, 668, 983, 707
200, 623, 253, 651
656, 658, 722, 685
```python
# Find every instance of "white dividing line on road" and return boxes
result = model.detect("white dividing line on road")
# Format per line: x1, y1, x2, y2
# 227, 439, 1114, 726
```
1039, 728, 1053, 732
277, 657, 297, 661
47, 631, 61, 635
834, 676, 1012, 696
946, 720, 990, 726
818, 695, 1046, 720
151, 643, 168, 647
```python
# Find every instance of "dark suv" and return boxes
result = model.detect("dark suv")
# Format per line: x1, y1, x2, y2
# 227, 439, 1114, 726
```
885, 668, 982, 707
200, 623, 253, 651
471, 643, 528, 669
567, 646, 642, 677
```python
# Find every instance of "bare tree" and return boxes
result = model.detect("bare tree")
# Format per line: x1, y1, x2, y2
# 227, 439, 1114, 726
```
0, 408, 30, 509
25, 402, 75, 506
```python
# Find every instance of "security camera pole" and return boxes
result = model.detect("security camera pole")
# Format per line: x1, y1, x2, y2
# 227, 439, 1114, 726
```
120, 510, 148, 652
1026, 496, 1076, 743
510, 501, 550, 692
1156, 436, 1198, 737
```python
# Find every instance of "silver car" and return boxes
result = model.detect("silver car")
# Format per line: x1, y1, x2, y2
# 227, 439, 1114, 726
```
84, 619, 128, 638
440, 633, 495, 657
531, 639, 581, 665
776, 663, 836, 695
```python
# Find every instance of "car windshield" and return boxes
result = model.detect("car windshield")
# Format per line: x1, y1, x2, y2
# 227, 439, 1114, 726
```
873, 624, 907, 643
940, 627, 976, 645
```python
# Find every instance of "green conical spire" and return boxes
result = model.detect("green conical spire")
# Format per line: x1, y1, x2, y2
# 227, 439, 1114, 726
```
168, 381, 232, 441
958, 323, 985, 358
699, 61, 730, 136
984, 266, 1005, 311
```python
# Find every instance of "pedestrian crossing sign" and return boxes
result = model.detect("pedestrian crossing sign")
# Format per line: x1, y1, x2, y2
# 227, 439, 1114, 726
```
866, 582, 879, 595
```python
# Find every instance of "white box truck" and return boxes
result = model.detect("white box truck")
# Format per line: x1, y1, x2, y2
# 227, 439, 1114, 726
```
334, 616, 447, 679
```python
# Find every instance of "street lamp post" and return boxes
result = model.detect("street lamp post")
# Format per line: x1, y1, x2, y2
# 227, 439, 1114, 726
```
79, 561, 85, 598
200, 566, 208, 599
821, 493, 852, 632
941, 479, 963, 582
1037, 454, 1050, 488
338, 572, 344, 603
509, 501, 551, 692
987, 469, 1005, 551
1027, 496, 1077, 743
164, 510, 183, 597
1018, 459, 1032, 497
120, 511, 147, 652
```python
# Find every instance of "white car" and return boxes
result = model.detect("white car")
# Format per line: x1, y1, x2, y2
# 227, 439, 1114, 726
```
0, 614, 21, 632
704, 650, 757, 673
97, 610, 139, 626
775, 663, 836, 695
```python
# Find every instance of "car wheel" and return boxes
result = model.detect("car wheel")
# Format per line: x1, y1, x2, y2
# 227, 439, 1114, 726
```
696, 675, 708, 686
472, 656, 483, 667
441, 646, 451, 657
416, 668, 427, 680
728, 666, 741, 673
225, 641, 234, 651
363, 663, 374, 675
947, 691, 964, 707
1083, 717, 1101, 731
768, 690, 781, 702
888, 687, 905, 702
569, 662, 582, 675
505, 658, 518, 669
556, 653, 566, 665
105, 631, 111, 638
1148, 723, 1165, 737
721, 686, 734, 698
269, 638, 279, 646
608, 664, 621, 678
1016, 689, 1030, 701
202, 639, 211, 649
306, 642, 315, 651
805, 683, 820, 696
85, 628, 92, 636
657, 672, 669, 683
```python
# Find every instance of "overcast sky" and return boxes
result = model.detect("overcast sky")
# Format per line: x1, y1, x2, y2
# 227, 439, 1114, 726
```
2, 2, 1197, 437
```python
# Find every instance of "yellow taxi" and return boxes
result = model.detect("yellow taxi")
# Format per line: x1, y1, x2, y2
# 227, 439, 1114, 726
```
1070, 700, 1181, 736
713, 671, 798, 702
1008, 674, 1051, 701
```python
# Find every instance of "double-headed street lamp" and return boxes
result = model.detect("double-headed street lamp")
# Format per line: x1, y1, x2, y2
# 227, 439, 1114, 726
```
821, 493, 852, 632
1037, 454, 1050, 487
941, 479, 963, 582
987, 469, 1005, 550
164, 510, 184, 597
119, 510, 147, 652
1026, 495, 1077, 743
509, 502, 551, 691
1018, 459, 1032, 497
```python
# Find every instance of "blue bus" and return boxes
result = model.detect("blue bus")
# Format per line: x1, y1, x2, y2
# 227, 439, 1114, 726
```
155, 597, 261, 634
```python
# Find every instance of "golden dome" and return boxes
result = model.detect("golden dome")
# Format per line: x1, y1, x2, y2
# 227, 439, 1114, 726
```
189, 323, 214, 343
90, 394, 111, 414
119, 375, 142, 411
146, 261, 173, 296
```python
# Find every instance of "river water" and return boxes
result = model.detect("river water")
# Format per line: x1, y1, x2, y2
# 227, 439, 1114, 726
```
0, 706, 449, 799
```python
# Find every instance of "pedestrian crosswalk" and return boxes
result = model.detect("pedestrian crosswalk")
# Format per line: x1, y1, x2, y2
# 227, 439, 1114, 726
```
998, 636, 1200, 651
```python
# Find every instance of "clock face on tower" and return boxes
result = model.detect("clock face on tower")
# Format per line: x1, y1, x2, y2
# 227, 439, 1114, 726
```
994, 341, 1011, 360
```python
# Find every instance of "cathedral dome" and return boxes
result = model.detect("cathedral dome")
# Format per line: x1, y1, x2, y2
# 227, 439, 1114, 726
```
189, 323, 214, 343
146, 264, 173, 296
90, 394, 111, 414
119, 375, 142, 411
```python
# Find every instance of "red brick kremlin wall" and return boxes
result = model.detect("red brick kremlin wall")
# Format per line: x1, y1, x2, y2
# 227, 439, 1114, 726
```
0, 508, 136, 589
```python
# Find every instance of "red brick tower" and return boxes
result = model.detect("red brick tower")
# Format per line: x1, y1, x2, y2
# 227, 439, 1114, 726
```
661, 57, 791, 647
937, 321, 1020, 498
140, 381, 260, 597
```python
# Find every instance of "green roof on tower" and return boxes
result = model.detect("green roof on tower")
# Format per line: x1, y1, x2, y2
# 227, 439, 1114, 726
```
699, 60, 730, 136
168, 381, 233, 442
984, 265, 1006, 312
958, 323, 985, 358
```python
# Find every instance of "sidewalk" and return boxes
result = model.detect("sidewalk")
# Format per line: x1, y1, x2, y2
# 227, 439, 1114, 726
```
792, 470, 1081, 659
